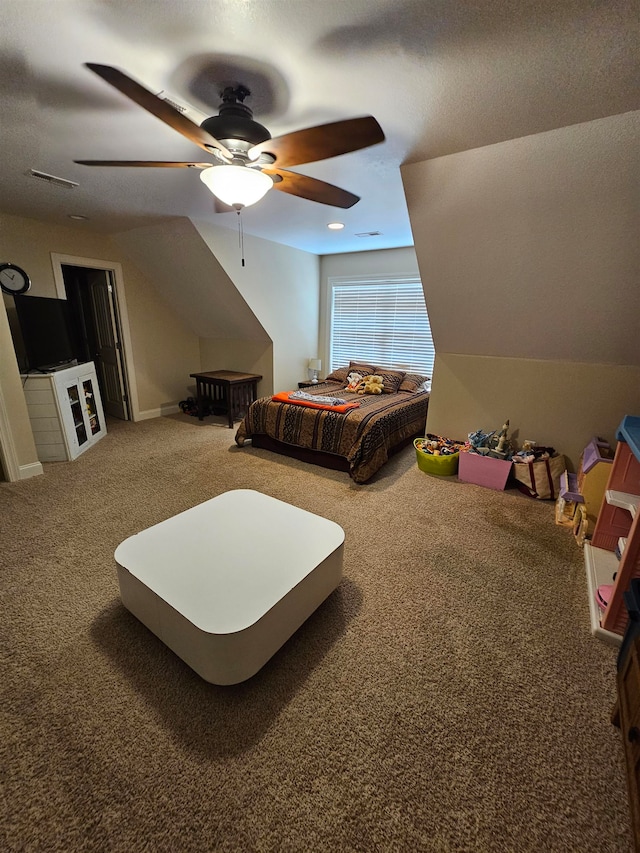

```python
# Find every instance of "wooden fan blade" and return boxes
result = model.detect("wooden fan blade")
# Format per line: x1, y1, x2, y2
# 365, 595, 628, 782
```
84, 64, 231, 159
249, 116, 384, 168
74, 160, 212, 168
263, 169, 359, 208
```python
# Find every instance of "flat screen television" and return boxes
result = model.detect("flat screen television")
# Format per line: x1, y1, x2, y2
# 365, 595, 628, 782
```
14, 295, 78, 372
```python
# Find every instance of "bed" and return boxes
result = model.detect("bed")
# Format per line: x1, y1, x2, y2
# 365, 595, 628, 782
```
234, 363, 430, 483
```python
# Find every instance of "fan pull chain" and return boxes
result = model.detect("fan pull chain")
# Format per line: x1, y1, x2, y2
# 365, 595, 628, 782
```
237, 209, 245, 267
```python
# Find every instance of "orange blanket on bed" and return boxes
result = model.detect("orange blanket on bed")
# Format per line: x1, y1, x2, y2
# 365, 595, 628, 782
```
271, 391, 361, 413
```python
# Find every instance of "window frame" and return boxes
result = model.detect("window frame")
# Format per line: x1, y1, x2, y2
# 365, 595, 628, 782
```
325, 273, 435, 376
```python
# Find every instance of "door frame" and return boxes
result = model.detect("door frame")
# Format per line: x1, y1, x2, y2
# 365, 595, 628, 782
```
0, 381, 20, 481
50, 253, 140, 421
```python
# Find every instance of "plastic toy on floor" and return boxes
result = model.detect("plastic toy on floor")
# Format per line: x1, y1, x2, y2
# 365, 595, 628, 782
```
596, 584, 614, 612
467, 420, 513, 459
415, 434, 465, 456
493, 420, 510, 458
468, 428, 495, 454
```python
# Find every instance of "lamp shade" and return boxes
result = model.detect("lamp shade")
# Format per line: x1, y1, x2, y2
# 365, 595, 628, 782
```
200, 166, 273, 208
308, 359, 322, 372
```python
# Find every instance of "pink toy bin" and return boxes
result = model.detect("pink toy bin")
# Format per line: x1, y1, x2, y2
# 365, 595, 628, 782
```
458, 452, 512, 491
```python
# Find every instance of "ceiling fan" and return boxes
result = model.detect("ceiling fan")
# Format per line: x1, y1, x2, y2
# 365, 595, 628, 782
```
74, 64, 385, 211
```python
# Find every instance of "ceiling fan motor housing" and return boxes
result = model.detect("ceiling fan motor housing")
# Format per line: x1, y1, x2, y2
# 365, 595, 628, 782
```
200, 92, 271, 146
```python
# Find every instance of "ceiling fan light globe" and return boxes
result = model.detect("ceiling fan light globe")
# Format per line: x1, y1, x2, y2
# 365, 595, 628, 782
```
200, 165, 273, 208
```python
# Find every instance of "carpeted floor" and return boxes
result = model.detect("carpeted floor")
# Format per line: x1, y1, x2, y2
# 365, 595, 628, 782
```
0, 414, 633, 852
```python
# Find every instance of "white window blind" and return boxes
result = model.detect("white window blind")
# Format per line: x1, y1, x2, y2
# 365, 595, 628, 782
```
329, 276, 435, 375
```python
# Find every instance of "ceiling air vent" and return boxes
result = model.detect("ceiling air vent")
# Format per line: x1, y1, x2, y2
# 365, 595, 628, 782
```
29, 169, 79, 189
355, 231, 382, 237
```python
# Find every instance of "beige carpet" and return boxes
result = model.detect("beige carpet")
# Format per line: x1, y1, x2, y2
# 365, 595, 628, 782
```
0, 414, 632, 852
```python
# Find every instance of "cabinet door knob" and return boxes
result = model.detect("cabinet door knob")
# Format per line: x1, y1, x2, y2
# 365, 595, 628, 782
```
628, 727, 640, 742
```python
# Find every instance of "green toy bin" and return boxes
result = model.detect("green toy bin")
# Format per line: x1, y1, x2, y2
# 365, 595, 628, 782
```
414, 438, 460, 476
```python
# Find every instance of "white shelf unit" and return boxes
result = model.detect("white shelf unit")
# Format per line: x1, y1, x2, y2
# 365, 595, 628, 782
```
583, 542, 623, 646
21, 362, 106, 461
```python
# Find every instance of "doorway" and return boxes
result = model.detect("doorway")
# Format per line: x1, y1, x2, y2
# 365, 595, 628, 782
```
62, 265, 129, 419
51, 253, 138, 422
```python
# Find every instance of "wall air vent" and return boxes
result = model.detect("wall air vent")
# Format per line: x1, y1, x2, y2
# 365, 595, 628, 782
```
28, 170, 79, 190
355, 231, 382, 237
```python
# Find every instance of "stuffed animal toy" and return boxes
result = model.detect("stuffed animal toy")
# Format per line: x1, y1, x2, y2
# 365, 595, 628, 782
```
357, 374, 384, 395
345, 371, 364, 392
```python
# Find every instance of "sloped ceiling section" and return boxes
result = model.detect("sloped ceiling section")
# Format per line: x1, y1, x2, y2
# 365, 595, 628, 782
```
110, 217, 269, 342
403, 110, 640, 367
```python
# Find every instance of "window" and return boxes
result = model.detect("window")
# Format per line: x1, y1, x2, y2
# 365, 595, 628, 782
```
328, 275, 435, 374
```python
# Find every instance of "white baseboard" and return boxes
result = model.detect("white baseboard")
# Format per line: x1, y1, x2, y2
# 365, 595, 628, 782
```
19, 460, 44, 480
136, 404, 181, 421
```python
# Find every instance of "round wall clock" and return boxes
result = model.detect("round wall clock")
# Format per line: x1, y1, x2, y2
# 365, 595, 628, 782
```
0, 263, 31, 295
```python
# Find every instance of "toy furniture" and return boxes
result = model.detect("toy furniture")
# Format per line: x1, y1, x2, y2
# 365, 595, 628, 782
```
555, 487, 579, 528
556, 437, 613, 541
584, 416, 640, 644
114, 489, 345, 685
190, 370, 262, 427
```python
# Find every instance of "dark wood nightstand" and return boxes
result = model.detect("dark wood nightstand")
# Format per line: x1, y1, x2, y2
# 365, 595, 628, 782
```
190, 370, 262, 427
297, 380, 325, 388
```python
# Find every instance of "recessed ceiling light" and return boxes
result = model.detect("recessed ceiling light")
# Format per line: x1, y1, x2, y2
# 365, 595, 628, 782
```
327, 222, 344, 230
68, 214, 89, 221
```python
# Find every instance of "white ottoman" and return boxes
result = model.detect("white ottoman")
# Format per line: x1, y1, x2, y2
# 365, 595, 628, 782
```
114, 489, 345, 685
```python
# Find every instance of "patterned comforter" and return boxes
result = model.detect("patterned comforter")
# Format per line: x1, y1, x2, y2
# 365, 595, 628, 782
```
235, 381, 429, 483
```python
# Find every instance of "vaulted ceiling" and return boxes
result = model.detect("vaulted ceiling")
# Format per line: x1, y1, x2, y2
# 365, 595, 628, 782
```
2, 0, 638, 255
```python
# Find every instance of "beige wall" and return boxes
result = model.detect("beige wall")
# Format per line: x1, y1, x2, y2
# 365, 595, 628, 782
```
118, 257, 200, 416
0, 299, 40, 480
112, 217, 276, 397
193, 220, 320, 393
197, 339, 273, 398
111, 218, 268, 343
402, 111, 640, 466
427, 354, 640, 471
0, 214, 122, 300
403, 110, 640, 364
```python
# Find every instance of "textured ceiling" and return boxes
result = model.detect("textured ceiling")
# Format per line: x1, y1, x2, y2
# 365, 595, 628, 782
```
1, 0, 638, 255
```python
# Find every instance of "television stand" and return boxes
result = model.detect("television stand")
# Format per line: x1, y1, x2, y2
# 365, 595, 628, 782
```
36, 359, 79, 374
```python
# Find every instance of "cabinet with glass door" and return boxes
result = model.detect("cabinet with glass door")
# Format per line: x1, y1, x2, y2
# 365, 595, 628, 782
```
56, 365, 105, 459
21, 361, 106, 462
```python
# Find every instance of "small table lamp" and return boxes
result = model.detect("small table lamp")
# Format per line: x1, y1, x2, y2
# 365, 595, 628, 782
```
307, 358, 322, 383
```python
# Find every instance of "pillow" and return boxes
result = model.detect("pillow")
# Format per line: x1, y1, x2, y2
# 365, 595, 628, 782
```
325, 365, 349, 383
348, 361, 376, 377
399, 373, 431, 393
372, 368, 406, 394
